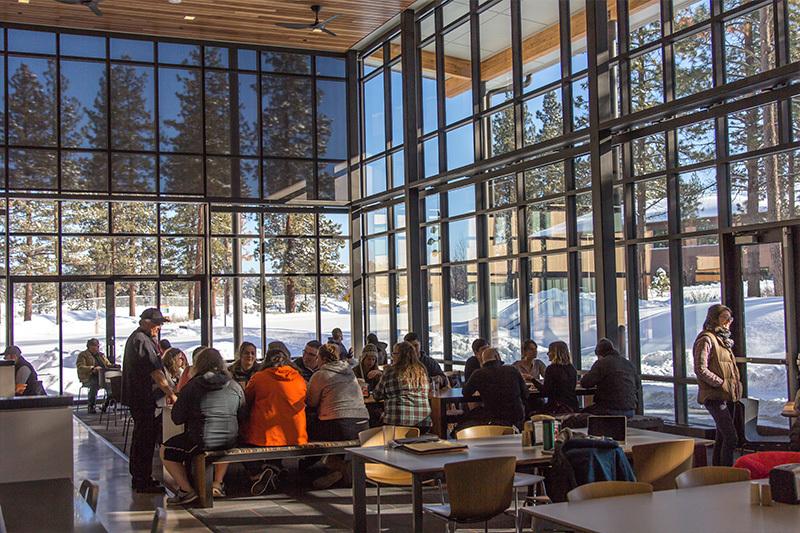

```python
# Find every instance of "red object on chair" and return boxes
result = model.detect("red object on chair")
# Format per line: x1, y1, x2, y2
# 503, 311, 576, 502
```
734, 452, 800, 479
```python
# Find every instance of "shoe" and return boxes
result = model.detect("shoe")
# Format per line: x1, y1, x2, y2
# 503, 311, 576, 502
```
87, 406, 97, 414
212, 483, 226, 498
250, 466, 277, 496
134, 481, 165, 494
312, 470, 343, 490
167, 489, 198, 506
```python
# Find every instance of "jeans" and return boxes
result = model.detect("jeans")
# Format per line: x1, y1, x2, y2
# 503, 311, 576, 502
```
86, 374, 100, 407
129, 407, 158, 487
310, 418, 369, 441
705, 400, 738, 466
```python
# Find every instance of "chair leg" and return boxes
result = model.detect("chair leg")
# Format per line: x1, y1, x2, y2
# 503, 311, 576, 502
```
438, 479, 445, 504
376, 484, 381, 532
484, 520, 488, 533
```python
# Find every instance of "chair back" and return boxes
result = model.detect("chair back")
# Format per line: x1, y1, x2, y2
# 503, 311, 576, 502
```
358, 425, 419, 446
444, 456, 516, 522
150, 508, 167, 533
741, 397, 760, 441
674, 466, 750, 489
567, 481, 653, 502
631, 440, 695, 491
78, 479, 100, 512
455, 425, 515, 440
107, 375, 123, 401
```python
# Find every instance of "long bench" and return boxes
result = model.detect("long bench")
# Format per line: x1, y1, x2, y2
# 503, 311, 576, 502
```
191, 440, 360, 508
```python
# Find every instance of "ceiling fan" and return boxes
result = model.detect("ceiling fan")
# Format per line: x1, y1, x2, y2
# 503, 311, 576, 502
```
276, 5, 339, 37
54, 0, 103, 17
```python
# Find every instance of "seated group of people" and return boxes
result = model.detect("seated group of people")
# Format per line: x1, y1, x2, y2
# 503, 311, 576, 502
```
458, 336, 640, 431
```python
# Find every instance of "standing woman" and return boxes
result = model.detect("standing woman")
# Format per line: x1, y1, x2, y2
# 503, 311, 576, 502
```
229, 342, 259, 387
373, 341, 431, 432
694, 304, 742, 466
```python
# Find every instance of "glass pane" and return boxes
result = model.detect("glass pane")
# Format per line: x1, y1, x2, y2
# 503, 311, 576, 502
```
391, 65, 404, 147
262, 76, 312, 157
451, 263, 480, 361
687, 383, 715, 426
110, 64, 156, 150
62, 200, 108, 233
317, 56, 346, 77
674, 29, 713, 99
637, 241, 673, 376
395, 233, 407, 270
367, 275, 391, 343
677, 119, 715, 166
673, 0, 711, 32
448, 185, 475, 216
730, 150, 800, 225
61, 60, 107, 148
446, 123, 474, 170
112, 237, 157, 275
572, 76, 590, 130
319, 161, 349, 202
746, 364, 788, 428
13, 283, 59, 394
9, 199, 57, 233
365, 208, 389, 235
679, 168, 718, 231
642, 380, 675, 422
206, 157, 259, 199
161, 238, 204, 274
61, 282, 106, 395
634, 177, 668, 238
489, 259, 519, 362
396, 272, 409, 339
317, 79, 347, 160
321, 276, 351, 348
204, 46, 229, 69
426, 225, 442, 265
480, 0, 513, 109
529, 253, 570, 349
365, 157, 387, 197
261, 51, 311, 74
110, 38, 153, 62
391, 151, 405, 189
632, 133, 666, 176
527, 198, 567, 252
241, 277, 264, 355
10, 237, 58, 275
264, 276, 317, 354
487, 106, 517, 157
263, 238, 316, 274
727, 102, 780, 156
575, 192, 594, 246
8, 57, 57, 146
443, 22, 472, 125
423, 136, 439, 178
366, 236, 389, 273
8, 149, 57, 190
158, 42, 200, 65
363, 72, 386, 159
263, 159, 313, 202
161, 203, 205, 234
159, 67, 202, 153
114, 282, 157, 361
791, 0, 800, 63
488, 209, 518, 257
682, 236, 721, 379
211, 277, 236, 360
520, 0, 562, 94
523, 89, 563, 145
725, 5, 775, 83
629, 1, 661, 49
448, 217, 477, 262
579, 250, 597, 369
741, 242, 786, 360
62, 151, 108, 192
9, 29, 55, 54
525, 161, 564, 199
420, 42, 438, 135
629, 49, 663, 113
428, 267, 445, 358
160, 155, 202, 195
160, 281, 203, 353
111, 154, 156, 193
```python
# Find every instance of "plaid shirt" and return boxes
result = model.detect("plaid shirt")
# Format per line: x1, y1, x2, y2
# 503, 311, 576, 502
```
372, 366, 431, 427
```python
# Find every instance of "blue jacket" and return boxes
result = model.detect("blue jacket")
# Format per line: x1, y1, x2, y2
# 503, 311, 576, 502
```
545, 438, 636, 502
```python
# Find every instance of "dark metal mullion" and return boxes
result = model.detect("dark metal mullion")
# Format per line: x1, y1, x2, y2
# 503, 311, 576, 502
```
54, 35, 65, 394
439, 187, 453, 363
434, 7, 447, 175
315, 219, 322, 341
3, 26, 8, 347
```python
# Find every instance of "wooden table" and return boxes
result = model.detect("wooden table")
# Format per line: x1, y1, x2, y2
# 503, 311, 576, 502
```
348, 428, 712, 533
524, 479, 799, 533
429, 386, 596, 438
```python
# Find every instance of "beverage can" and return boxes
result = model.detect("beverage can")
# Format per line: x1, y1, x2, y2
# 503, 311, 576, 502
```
542, 419, 555, 450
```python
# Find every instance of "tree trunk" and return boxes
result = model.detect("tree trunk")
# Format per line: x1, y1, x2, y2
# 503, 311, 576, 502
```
285, 277, 296, 313
194, 281, 201, 320
224, 279, 231, 317
24, 282, 33, 322
128, 282, 137, 317
188, 285, 195, 321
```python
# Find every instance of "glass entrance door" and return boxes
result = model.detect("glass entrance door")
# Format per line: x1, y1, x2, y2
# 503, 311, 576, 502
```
735, 233, 794, 428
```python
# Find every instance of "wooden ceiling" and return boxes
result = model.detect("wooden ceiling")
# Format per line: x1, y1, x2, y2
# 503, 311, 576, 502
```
0, 0, 415, 52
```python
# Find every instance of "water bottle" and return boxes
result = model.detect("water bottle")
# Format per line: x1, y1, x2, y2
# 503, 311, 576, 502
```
542, 419, 555, 451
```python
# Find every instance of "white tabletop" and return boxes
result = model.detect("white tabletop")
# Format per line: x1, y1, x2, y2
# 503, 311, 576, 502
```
526, 480, 800, 533
348, 428, 712, 475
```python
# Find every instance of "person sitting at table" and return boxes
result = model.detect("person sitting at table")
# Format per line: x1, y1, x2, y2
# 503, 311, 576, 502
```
76, 338, 113, 413
460, 347, 530, 431
176, 345, 208, 392
229, 341, 258, 387
306, 343, 369, 489
241, 348, 308, 495
580, 337, 639, 417
353, 343, 383, 391
294, 340, 321, 381
403, 332, 447, 389
514, 339, 547, 382
463, 338, 489, 382
158, 338, 172, 356
531, 340, 578, 415
3, 345, 45, 396
373, 341, 431, 432
162, 348, 246, 505
366, 333, 389, 365
161, 347, 186, 388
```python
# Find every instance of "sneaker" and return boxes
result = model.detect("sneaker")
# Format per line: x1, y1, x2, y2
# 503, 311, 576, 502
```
250, 466, 276, 496
167, 489, 198, 506
312, 470, 343, 490
212, 483, 226, 499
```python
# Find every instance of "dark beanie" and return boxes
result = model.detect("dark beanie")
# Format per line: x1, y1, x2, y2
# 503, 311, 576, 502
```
595, 337, 619, 357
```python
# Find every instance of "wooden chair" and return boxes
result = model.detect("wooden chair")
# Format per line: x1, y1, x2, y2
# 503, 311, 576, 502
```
150, 508, 166, 533
359, 426, 442, 532
631, 439, 695, 491
455, 425, 546, 533
674, 466, 750, 489
566, 481, 653, 502
423, 456, 517, 533
78, 479, 100, 512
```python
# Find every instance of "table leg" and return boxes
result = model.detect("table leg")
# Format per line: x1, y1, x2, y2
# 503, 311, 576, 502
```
351, 455, 367, 533
431, 398, 446, 438
411, 473, 424, 533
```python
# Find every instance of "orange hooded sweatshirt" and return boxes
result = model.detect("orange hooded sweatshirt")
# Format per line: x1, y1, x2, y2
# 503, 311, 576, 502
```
242, 365, 308, 446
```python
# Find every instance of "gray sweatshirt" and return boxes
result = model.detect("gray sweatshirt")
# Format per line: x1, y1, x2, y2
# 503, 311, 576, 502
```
307, 360, 369, 421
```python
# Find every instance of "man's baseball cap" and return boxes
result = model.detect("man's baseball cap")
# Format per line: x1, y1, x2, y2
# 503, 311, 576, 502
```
140, 308, 167, 325
1, 345, 21, 357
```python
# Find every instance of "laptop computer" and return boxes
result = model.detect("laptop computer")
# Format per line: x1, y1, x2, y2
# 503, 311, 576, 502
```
587, 415, 627, 444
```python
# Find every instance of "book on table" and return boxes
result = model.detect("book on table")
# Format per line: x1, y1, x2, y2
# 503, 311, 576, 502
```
400, 439, 469, 454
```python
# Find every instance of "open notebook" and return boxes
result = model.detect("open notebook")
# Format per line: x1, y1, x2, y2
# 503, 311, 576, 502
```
400, 440, 469, 455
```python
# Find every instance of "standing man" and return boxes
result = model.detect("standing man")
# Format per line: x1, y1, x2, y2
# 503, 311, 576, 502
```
2, 345, 43, 396
121, 308, 176, 494
76, 338, 113, 413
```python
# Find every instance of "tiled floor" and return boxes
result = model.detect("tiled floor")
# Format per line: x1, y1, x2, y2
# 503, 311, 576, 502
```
74, 415, 519, 532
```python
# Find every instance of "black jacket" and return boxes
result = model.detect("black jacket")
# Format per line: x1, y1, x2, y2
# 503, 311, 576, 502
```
535, 363, 578, 412
463, 360, 529, 427
419, 352, 445, 380
171, 371, 246, 450
463, 356, 481, 382
294, 356, 316, 381
15, 356, 43, 396
580, 354, 639, 412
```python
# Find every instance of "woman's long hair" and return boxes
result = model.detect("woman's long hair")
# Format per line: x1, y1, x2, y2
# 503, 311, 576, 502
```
318, 343, 340, 365
392, 341, 428, 390
193, 348, 230, 378
548, 341, 571, 366
702, 304, 733, 332
162, 347, 185, 378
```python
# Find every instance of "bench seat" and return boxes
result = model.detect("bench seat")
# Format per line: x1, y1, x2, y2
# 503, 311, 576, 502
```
192, 440, 359, 508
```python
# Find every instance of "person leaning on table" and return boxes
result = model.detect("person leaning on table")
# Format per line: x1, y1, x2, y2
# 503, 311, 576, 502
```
2, 345, 44, 396
76, 338, 113, 413
373, 341, 432, 432
693, 303, 742, 467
